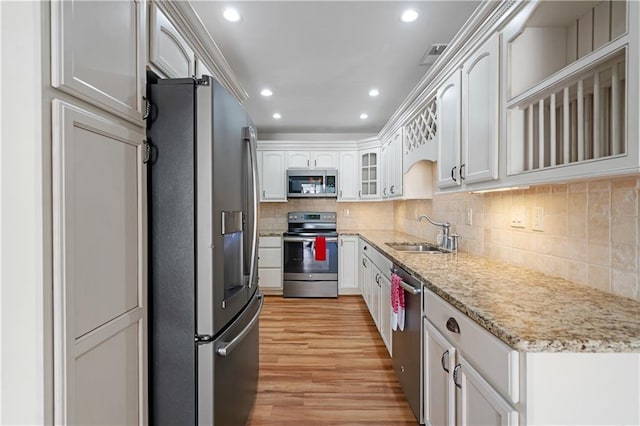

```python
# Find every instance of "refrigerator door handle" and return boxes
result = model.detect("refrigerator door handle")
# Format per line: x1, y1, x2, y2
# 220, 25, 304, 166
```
217, 293, 264, 357
245, 127, 260, 289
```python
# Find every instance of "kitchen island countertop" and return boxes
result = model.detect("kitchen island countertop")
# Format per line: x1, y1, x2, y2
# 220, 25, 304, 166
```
355, 230, 640, 353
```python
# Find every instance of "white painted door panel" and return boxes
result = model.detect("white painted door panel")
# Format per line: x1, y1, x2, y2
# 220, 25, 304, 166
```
424, 320, 456, 426
313, 151, 337, 168
70, 124, 139, 337
338, 151, 358, 200
52, 100, 147, 425
259, 151, 286, 200
75, 322, 140, 425
458, 356, 518, 426
149, 3, 194, 78
462, 34, 499, 184
51, 0, 145, 123
437, 70, 462, 188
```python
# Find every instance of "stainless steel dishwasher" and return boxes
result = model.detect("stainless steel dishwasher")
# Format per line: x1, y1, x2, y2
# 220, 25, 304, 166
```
391, 264, 423, 424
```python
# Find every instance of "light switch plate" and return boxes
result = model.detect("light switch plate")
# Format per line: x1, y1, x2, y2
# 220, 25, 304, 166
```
533, 207, 544, 231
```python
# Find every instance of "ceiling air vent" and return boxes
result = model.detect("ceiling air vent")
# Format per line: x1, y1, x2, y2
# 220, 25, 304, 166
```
419, 44, 447, 66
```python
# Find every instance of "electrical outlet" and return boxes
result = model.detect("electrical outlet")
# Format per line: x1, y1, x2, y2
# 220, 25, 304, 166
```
510, 206, 525, 228
465, 208, 473, 226
533, 207, 544, 231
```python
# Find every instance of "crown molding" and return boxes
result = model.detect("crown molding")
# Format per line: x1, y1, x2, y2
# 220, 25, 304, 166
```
377, 0, 524, 142
155, 0, 249, 103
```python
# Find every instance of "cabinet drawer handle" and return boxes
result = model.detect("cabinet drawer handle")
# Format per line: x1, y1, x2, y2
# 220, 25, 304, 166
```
441, 350, 450, 373
390, 185, 395, 194
446, 317, 460, 334
262, 190, 266, 198
339, 190, 343, 197
460, 163, 466, 181
451, 166, 457, 182
453, 364, 462, 389
362, 258, 368, 267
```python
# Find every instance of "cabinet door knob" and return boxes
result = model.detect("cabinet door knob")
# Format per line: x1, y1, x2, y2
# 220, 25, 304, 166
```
441, 350, 450, 373
446, 317, 460, 334
453, 364, 462, 389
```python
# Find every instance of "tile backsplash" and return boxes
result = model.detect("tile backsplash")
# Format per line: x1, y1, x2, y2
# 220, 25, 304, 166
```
259, 176, 640, 300
259, 199, 395, 232
394, 176, 640, 301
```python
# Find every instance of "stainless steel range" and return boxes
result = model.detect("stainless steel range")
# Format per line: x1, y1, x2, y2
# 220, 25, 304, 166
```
283, 212, 338, 298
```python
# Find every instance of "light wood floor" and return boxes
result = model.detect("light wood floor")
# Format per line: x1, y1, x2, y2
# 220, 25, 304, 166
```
247, 295, 417, 425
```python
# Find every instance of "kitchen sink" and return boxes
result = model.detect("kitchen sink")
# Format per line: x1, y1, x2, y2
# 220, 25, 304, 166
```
385, 242, 448, 253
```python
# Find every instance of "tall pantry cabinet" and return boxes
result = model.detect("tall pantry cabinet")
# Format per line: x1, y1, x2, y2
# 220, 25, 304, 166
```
50, 1, 148, 424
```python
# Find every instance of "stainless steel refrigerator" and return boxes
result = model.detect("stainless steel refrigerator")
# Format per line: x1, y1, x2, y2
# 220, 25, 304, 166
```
147, 75, 262, 425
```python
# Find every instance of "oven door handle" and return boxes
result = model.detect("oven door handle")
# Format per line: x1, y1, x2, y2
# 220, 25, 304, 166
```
283, 236, 338, 243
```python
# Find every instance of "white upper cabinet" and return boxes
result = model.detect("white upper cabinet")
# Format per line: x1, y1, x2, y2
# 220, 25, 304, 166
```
149, 3, 195, 78
51, 0, 145, 124
381, 128, 403, 198
338, 151, 359, 201
359, 148, 380, 199
461, 34, 499, 184
437, 34, 499, 189
286, 151, 337, 169
437, 70, 462, 188
503, 0, 639, 186
258, 151, 286, 201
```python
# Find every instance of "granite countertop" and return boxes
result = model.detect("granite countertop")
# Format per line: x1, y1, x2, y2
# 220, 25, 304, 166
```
357, 230, 640, 353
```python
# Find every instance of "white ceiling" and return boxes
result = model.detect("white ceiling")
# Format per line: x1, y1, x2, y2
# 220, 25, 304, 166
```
190, 1, 481, 135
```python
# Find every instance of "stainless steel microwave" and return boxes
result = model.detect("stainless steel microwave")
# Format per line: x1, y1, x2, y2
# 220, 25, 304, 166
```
286, 169, 338, 198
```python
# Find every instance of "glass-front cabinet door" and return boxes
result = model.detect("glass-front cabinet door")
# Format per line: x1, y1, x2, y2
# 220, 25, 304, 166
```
359, 149, 379, 199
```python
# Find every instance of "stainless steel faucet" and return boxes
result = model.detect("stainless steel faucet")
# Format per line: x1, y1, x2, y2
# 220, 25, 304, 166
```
417, 214, 458, 251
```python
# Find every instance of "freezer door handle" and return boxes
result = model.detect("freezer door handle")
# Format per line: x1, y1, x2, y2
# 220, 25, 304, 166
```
217, 293, 264, 357
244, 127, 260, 288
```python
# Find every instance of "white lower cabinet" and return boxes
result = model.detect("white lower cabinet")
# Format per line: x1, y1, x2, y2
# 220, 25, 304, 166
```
423, 293, 518, 426
258, 236, 282, 292
424, 319, 455, 426
338, 235, 359, 294
359, 238, 392, 355
423, 287, 640, 425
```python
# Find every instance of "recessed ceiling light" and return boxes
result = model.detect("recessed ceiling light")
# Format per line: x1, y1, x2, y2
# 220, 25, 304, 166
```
360, 113, 368, 120
369, 89, 379, 97
401, 9, 419, 23
273, 113, 282, 119
260, 88, 273, 97
223, 8, 241, 22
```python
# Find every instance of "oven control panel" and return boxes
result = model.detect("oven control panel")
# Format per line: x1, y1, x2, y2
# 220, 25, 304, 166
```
287, 211, 336, 223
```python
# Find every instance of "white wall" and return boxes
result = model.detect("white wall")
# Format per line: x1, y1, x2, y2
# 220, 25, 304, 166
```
0, 2, 48, 424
